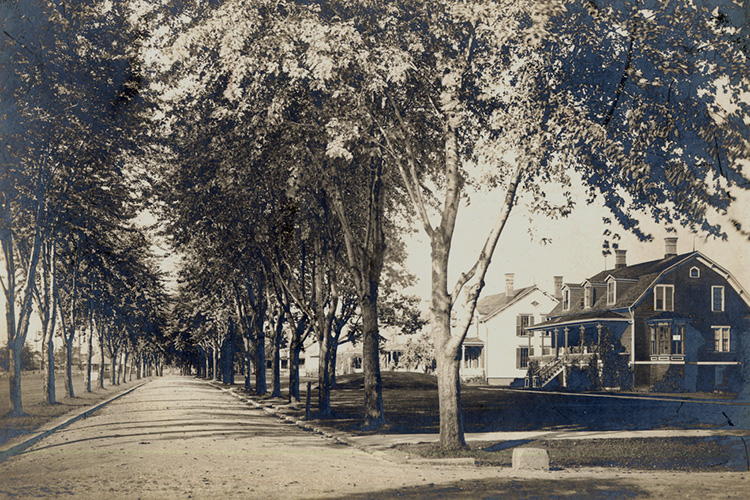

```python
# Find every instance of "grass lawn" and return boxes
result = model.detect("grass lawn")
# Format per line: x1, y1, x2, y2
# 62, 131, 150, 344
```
245, 371, 750, 472
0, 370, 147, 446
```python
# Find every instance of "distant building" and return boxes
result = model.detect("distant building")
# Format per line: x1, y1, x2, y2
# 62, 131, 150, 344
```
462, 273, 559, 384
528, 238, 750, 392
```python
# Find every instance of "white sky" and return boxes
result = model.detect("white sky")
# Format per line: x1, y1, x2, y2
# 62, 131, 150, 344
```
403, 184, 750, 307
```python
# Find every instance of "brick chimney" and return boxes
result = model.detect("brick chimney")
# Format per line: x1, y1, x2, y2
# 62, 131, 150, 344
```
553, 276, 563, 300
615, 249, 627, 269
505, 273, 515, 299
664, 237, 678, 258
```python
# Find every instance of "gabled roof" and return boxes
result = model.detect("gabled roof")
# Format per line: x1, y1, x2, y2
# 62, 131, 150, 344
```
476, 285, 555, 321
548, 251, 750, 320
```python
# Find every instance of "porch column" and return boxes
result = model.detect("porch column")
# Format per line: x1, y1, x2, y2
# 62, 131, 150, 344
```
564, 327, 569, 355
461, 344, 466, 369
596, 323, 603, 352
554, 328, 559, 357
580, 325, 586, 353
540, 332, 544, 356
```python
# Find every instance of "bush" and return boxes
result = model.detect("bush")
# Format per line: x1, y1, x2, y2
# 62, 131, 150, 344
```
651, 365, 687, 393
0, 345, 39, 371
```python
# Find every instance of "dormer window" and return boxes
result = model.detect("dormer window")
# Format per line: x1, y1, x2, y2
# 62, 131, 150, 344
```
584, 285, 595, 308
689, 267, 700, 279
607, 280, 616, 305
563, 289, 570, 310
654, 284, 674, 311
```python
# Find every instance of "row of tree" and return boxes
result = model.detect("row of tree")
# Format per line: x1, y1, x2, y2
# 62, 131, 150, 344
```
142, 0, 749, 449
1, 1, 170, 415
3, 0, 748, 452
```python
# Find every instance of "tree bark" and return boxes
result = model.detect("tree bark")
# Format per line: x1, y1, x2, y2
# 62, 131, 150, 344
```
288, 338, 302, 403
361, 295, 385, 427
317, 330, 332, 417
85, 330, 93, 392
98, 333, 105, 389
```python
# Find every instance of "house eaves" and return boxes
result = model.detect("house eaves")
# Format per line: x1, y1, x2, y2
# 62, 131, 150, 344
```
478, 286, 554, 323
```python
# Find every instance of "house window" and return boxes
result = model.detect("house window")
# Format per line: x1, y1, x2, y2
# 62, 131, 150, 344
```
563, 289, 570, 310
517, 347, 530, 369
712, 326, 731, 352
516, 314, 534, 336
654, 285, 674, 311
711, 286, 724, 312
649, 322, 684, 356
463, 346, 482, 369
584, 285, 596, 308
690, 267, 700, 278
607, 281, 616, 305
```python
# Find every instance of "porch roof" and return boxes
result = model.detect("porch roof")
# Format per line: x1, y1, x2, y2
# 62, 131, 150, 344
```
528, 310, 631, 330
462, 336, 484, 346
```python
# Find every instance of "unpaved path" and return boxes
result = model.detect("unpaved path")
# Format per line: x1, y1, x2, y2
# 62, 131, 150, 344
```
0, 376, 746, 499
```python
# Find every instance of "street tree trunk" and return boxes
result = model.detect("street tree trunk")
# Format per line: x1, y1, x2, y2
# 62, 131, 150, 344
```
360, 295, 385, 428
288, 338, 303, 403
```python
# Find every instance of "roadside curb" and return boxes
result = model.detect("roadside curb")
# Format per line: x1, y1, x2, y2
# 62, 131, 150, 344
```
207, 381, 477, 467
0, 380, 150, 463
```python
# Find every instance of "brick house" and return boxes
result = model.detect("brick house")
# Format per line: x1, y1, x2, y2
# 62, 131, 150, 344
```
527, 238, 750, 392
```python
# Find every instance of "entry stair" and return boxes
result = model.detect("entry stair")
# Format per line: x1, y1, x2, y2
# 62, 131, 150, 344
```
533, 357, 566, 388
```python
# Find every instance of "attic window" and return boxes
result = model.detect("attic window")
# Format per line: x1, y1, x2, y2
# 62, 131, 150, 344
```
584, 285, 596, 308
690, 267, 700, 278
607, 281, 616, 305
563, 289, 570, 310
531, 300, 539, 307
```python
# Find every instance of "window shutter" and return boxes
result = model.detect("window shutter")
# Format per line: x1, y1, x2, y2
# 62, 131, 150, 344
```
516, 315, 522, 336
529, 315, 535, 326
707, 329, 714, 352
516, 348, 521, 369
730, 328, 736, 352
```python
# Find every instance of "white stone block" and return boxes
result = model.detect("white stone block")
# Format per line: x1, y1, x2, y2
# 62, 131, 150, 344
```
512, 448, 550, 471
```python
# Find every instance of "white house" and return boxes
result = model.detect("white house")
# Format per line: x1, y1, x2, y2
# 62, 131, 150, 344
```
462, 273, 560, 385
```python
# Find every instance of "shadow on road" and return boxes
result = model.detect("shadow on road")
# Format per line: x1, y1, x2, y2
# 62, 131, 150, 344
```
324, 476, 648, 500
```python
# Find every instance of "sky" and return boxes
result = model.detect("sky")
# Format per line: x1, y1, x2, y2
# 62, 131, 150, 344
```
403, 182, 750, 309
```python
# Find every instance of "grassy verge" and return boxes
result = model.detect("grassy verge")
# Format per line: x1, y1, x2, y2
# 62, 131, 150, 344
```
0, 373, 148, 447
393, 437, 749, 471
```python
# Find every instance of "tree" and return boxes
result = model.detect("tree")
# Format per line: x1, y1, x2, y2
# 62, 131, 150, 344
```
274, 0, 749, 449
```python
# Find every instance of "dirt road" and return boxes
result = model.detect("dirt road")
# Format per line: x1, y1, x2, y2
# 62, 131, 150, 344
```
0, 376, 746, 499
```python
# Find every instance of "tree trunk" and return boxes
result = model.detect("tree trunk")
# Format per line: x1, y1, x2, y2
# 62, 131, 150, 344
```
99, 336, 105, 389
65, 340, 74, 397
213, 344, 220, 381
85, 330, 93, 393
317, 331, 332, 417
361, 296, 385, 427
270, 327, 282, 398
44, 331, 56, 404
123, 350, 130, 383
7, 340, 24, 416
328, 337, 338, 389
288, 338, 302, 403
136, 354, 142, 380
255, 328, 267, 395
435, 343, 465, 450
244, 337, 254, 391
111, 350, 118, 386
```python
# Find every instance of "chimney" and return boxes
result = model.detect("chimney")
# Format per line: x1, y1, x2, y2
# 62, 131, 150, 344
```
664, 237, 678, 258
553, 276, 563, 300
505, 273, 515, 299
615, 249, 627, 269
